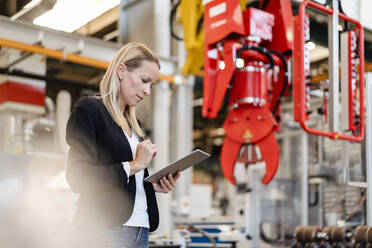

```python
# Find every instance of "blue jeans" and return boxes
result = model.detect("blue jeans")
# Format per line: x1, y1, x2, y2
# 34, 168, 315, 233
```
67, 225, 149, 248
103, 226, 149, 248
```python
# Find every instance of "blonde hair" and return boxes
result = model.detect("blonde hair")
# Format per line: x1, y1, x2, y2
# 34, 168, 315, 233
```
99, 42, 160, 138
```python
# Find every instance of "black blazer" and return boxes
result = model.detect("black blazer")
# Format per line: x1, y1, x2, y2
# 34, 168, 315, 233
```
65, 97, 159, 231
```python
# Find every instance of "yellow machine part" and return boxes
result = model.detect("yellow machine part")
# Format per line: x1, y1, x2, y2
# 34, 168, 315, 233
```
178, 0, 250, 75
240, 0, 250, 10
179, 0, 204, 75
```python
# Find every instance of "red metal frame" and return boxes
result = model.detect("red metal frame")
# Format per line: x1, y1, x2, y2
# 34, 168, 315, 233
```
348, 31, 358, 133
293, 0, 364, 142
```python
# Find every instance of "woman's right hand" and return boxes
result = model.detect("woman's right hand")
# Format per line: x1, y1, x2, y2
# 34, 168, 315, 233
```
129, 139, 157, 175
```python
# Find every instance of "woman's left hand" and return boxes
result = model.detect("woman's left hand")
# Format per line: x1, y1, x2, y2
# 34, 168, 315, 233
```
153, 172, 181, 193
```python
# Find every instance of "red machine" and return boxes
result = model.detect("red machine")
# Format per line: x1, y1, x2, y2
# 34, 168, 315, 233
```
202, 0, 364, 185
203, 0, 293, 185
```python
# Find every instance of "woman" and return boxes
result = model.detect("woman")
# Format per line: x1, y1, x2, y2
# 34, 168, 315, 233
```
65, 42, 180, 248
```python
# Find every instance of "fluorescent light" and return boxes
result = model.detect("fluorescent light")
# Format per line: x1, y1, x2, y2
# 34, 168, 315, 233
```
309, 44, 329, 62
33, 0, 120, 33
307, 41, 316, 50
24, 0, 42, 9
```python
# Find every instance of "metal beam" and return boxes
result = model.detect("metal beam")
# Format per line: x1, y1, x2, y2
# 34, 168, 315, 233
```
0, 15, 120, 63
151, 0, 173, 236
75, 6, 119, 36
11, 0, 56, 22
328, 0, 339, 132
366, 72, 372, 225
170, 76, 194, 216
301, 132, 309, 226
152, 81, 171, 235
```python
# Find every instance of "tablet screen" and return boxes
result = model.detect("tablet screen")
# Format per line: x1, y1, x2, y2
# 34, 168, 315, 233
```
144, 149, 210, 184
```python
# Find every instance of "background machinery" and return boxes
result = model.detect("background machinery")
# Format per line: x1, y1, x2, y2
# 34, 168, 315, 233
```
202, 0, 364, 185
175, 0, 366, 247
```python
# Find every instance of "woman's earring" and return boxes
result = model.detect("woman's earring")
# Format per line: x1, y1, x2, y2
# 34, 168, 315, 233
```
119, 76, 122, 81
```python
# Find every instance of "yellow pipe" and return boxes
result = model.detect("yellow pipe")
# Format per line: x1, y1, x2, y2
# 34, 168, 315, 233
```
0, 37, 183, 84
0, 38, 109, 69
158, 74, 176, 83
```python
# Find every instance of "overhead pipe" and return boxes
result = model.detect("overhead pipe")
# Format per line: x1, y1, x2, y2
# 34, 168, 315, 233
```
0, 37, 183, 84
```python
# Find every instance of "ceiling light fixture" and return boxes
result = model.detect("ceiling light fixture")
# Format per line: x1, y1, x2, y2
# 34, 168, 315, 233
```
307, 41, 316, 50
33, 0, 120, 33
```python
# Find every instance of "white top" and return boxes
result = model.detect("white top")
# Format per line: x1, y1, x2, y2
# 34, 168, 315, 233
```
121, 129, 149, 228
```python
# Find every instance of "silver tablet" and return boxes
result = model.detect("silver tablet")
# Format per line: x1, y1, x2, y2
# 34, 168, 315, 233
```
144, 149, 210, 184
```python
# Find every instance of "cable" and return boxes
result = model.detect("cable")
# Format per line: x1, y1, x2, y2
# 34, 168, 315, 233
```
236, 45, 275, 69
196, 15, 203, 36
259, 222, 293, 244
170, 0, 183, 41
260, 223, 279, 244
338, 0, 345, 14
317, 0, 347, 17
345, 195, 366, 221
187, 224, 217, 248
170, 0, 204, 41
246, 0, 260, 9
260, 222, 279, 244
217, 71, 236, 115
269, 50, 288, 117
261, 0, 269, 10
336, 0, 349, 31
308, 184, 319, 207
